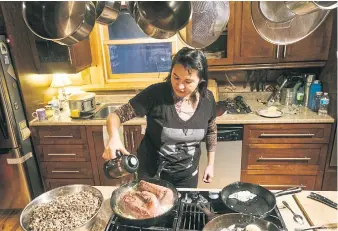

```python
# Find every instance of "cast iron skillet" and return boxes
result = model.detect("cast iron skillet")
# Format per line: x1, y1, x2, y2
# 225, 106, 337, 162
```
220, 181, 302, 218
109, 161, 178, 227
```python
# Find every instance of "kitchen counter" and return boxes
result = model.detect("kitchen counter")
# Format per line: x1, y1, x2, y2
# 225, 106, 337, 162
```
90, 187, 337, 231
29, 103, 334, 126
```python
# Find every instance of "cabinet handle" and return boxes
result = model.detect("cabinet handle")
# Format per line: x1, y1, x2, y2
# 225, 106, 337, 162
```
51, 170, 80, 173
261, 184, 306, 188
258, 157, 311, 161
48, 153, 77, 156
131, 131, 135, 149
260, 133, 315, 137
276, 45, 280, 59
68, 48, 73, 65
124, 131, 129, 148
283, 45, 287, 58
44, 135, 73, 138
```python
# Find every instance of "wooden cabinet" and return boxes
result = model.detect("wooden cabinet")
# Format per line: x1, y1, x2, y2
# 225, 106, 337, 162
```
233, 1, 278, 64
31, 126, 98, 191
123, 125, 144, 154
233, 2, 334, 65
241, 124, 332, 190
29, 36, 92, 74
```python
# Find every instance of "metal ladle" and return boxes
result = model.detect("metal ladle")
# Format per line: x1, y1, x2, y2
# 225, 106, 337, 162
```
282, 200, 304, 225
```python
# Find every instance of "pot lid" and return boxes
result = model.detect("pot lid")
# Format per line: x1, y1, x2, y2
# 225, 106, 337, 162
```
68, 92, 96, 100
251, 1, 330, 45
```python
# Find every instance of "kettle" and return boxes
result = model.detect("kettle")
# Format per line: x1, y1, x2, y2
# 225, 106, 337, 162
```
103, 150, 139, 179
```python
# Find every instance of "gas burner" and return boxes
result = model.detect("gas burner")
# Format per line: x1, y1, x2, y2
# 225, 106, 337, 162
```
197, 194, 208, 204
181, 193, 192, 203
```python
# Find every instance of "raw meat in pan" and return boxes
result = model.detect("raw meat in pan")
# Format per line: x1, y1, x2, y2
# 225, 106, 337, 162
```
118, 191, 154, 218
138, 180, 168, 199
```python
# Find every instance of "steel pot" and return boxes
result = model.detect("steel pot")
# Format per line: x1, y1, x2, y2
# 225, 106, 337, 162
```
22, 1, 96, 46
285, 1, 338, 15
133, 3, 176, 39
94, 1, 121, 25
68, 92, 96, 113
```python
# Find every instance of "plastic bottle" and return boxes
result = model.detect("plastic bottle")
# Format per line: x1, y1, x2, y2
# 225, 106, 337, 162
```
296, 86, 304, 105
318, 92, 329, 116
308, 80, 322, 111
51, 97, 61, 119
314, 92, 323, 112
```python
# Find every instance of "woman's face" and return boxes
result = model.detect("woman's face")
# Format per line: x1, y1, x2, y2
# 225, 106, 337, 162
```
170, 64, 200, 98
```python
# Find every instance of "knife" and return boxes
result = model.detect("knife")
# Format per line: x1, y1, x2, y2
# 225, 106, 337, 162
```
307, 192, 338, 210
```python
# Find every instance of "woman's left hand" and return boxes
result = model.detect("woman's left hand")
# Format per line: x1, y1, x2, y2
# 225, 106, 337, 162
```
203, 164, 214, 183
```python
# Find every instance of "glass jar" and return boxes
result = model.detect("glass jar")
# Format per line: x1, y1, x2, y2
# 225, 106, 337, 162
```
44, 105, 54, 118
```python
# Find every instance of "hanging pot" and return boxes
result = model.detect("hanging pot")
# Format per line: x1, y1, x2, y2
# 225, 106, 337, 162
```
22, 1, 96, 46
94, 1, 121, 25
285, 1, 338, 15
133, 3, 176, 39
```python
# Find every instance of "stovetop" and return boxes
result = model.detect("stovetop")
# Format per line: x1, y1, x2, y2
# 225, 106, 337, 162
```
104, 190, 287, 231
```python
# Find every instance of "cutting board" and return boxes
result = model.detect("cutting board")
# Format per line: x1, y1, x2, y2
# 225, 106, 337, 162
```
293, 191, 338, 229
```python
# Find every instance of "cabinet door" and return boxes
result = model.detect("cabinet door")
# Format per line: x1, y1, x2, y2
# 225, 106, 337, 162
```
233, 2, 278, 64
280, 13, 333, 62
206, 1, 235, 66
86, 126, 133, 186
124, 125, 144, 154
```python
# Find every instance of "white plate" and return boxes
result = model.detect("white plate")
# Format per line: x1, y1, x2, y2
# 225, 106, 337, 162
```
257, 109, 283, 118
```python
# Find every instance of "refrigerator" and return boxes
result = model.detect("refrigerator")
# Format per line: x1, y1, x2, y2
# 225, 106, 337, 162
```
0, 35, 44, 209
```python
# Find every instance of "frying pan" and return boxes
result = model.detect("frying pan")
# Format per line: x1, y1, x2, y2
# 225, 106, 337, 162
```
197, 203, 280, 231
220, 182, 302, 218
109, 161, 179, 227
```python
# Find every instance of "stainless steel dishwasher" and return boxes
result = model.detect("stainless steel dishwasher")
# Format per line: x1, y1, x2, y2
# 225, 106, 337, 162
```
198, 124, 243, 189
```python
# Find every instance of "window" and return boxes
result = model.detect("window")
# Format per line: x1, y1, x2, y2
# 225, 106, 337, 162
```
101, 9, 178, 82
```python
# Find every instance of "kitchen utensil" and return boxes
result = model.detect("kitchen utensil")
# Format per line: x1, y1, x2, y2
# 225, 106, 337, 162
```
178, 1, 230, 48
94, 1, 121, 25
251, 1, 330, 45
220, 181, 302, 218
22, 1, 96, 46
234, 96, 252, 113
104, 150, 139, 179
133, 3, 176, 39
109, 161, 179, 227
197, 203, 280, 231
137, 1, 192, 32
295, 223, 338, 231
257, 109, 283, 118
259, 1, 296, 23
20, 184, 103, 231
285, 1, 338, 15
68, 92, 96, 113
282, 200, 304, 225
307, 192, 338, 210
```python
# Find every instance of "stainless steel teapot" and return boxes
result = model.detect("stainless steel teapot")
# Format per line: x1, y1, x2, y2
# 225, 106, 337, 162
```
104, 150, 139, 179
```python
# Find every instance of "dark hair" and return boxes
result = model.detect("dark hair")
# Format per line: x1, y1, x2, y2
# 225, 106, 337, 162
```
165, 47, 209, 97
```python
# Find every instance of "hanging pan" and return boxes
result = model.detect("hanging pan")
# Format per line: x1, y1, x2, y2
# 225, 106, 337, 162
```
22, 1, 96, 46
220, 182, 302, 218
94, 1, 121, 25
252, 1, 331, 45
178, 1, 230, 49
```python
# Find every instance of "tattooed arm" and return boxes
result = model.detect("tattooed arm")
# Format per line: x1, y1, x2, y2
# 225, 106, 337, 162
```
103, 103, 137, 160
203, 118, 217, 183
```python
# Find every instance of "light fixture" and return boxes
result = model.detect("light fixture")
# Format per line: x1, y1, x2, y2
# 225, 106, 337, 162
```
50, 73, 72, 102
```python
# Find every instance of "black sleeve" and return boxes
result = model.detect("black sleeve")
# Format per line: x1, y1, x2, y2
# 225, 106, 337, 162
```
129, 83, 159, 117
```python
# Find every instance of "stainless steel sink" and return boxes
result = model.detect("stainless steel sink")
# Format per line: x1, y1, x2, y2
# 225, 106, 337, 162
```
92, 103, 122, 119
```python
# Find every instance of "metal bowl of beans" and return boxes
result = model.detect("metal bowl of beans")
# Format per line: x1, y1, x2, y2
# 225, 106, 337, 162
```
20, 184, 103, 231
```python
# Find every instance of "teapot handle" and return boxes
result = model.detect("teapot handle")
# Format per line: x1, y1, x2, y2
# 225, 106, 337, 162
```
103, 150, 122, 179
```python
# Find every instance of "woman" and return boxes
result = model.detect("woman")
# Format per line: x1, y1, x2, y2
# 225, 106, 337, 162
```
102, 47, 217, 188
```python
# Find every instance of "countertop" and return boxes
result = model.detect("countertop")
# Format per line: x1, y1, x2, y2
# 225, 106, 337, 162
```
29, 100, 334, 126
91, 187, 337, 231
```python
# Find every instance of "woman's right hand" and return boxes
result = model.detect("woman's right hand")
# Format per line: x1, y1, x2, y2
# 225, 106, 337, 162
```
102, 134, 130, 160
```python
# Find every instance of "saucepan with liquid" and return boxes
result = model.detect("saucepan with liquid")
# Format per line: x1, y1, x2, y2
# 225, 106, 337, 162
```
220, 182, 302, 218
109, 161, 179, 227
